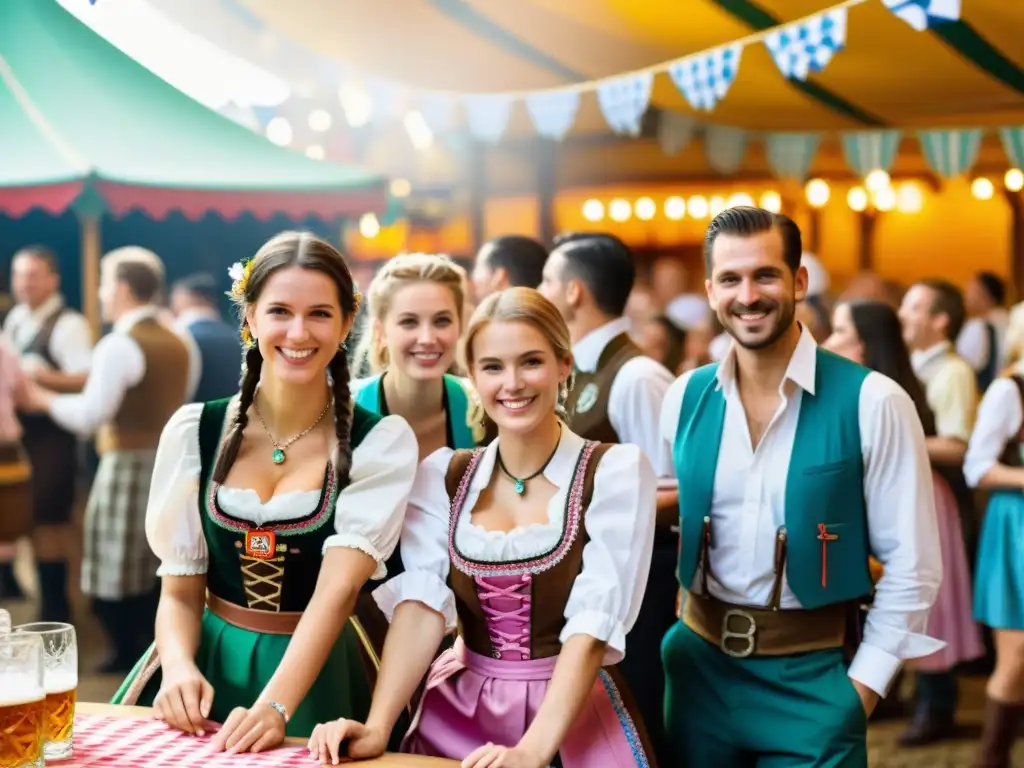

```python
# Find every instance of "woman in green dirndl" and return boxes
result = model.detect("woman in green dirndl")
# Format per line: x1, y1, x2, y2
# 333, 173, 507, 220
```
111, 232, 419, 753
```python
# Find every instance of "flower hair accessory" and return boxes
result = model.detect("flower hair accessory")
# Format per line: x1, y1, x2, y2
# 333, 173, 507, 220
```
228, 258, 254, 301
352, 289, 362, 314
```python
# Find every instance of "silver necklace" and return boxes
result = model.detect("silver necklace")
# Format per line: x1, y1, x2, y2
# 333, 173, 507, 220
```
253, 394, 332, 465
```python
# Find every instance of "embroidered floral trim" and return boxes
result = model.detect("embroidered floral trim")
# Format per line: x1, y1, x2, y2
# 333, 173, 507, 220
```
204, 463, 337, 537
448, 442, 598, 578
597, 669, 649, 767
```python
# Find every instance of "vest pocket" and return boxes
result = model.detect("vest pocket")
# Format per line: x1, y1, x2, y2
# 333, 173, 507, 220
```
803, 458, 854, 475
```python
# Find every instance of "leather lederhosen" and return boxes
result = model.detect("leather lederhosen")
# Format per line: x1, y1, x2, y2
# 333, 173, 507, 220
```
16, 306, 78, 526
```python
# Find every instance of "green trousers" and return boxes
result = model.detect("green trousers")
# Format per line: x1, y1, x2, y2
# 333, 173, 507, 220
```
662, 621, 868, 767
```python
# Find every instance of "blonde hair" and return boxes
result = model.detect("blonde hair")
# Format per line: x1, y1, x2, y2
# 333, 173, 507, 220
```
1002, 300, 1024, 369
461, 287, 574, 413
355, 252, 468, 373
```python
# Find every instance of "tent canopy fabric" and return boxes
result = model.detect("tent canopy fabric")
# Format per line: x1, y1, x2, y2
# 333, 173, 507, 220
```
0, 0, 387, 220
230, 0, 1024, 134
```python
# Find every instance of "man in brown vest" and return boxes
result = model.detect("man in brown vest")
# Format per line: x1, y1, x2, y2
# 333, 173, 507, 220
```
2, 246, 93, 621
539, 232, 677, 763
21, 246, 189, 672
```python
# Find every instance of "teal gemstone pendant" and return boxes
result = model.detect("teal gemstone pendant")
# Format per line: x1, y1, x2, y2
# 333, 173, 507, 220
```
272, 449, 286, 465
514, 479, 525, 495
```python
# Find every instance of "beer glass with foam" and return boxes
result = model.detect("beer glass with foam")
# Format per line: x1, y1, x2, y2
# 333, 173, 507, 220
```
12, 624, 77, 761
0, 633, 44, 768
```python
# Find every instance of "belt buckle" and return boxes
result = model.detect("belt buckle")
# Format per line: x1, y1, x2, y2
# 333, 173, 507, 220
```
721, 608, 757, 658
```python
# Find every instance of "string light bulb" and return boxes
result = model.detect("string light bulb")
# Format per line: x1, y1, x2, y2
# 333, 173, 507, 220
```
805, 179, 830, 208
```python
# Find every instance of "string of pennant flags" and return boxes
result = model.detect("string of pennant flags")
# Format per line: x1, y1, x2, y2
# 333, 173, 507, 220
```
329, 0, 961, 142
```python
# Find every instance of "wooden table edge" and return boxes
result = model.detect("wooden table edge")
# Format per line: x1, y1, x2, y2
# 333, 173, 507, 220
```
75, 702, 457, 765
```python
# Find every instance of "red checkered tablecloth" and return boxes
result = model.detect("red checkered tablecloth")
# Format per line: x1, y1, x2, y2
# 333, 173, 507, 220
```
64, 714, 320, 767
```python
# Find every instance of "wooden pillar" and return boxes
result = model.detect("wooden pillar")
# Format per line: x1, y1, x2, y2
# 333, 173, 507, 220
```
807, 209, 822, 253
1004, 189, 1024, 300
468, 140, 486, 252
536, 139, 557, 247
79, 214, 101, 338
857, 210, 877, 271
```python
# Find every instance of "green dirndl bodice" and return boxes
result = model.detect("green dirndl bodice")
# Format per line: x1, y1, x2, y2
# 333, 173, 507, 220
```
112, 398, 381, 737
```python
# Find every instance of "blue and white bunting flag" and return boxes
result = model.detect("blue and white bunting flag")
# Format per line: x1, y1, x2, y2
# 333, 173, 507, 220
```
766, 133, 821, 181
764, 8, 847, 81
882, 0, 960, 31
999, 127, 1024, 169
842, 130, 902, 177
463, 94, 514, 144
668, 44, 743, 111
705, 126, 748, 175
524, 91, 581, 140
596, 73, 654, 135
918, 129, 982, 178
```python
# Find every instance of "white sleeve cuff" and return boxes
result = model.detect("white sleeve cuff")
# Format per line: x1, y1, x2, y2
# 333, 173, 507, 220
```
322, 533, 386, 580
155, 560, 207, 578
372, 571, 457, 631
848, 643, 909, 698
559, 610, 626, 664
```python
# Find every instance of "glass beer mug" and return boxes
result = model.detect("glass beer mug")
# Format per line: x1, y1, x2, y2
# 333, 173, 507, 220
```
0, 633, 45, 768
12, 624, 77, 762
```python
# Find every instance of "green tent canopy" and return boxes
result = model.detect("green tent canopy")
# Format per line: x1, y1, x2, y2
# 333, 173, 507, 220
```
0, 0, 387, 221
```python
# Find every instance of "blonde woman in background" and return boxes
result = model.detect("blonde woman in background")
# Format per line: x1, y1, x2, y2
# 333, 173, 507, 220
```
349, 252, 490, 740
351, 252, 486, 455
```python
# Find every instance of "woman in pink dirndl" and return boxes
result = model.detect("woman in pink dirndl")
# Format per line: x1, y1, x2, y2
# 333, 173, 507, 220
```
309, 287, 658, 768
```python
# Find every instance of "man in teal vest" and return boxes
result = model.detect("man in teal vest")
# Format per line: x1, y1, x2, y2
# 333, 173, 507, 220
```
660, 206, 944, 766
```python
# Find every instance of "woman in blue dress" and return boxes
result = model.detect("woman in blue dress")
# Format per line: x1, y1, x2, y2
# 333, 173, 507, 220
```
963, 349, 1024, 765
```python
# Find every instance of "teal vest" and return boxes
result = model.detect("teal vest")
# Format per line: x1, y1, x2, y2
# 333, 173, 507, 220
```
674, 349, 873, 610
353, 373, 477, 449
197, 397, 381, 610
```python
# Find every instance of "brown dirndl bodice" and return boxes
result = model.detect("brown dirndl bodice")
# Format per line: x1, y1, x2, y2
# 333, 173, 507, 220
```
443, 441, 611, 660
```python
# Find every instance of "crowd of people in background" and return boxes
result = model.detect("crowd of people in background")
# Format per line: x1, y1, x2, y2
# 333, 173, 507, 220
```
0, 213, 1021, 767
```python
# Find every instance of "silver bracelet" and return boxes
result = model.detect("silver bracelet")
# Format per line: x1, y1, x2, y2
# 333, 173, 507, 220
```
263, 699, 290, 724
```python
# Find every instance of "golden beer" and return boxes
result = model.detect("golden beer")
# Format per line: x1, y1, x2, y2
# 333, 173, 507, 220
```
43, 687, 75, 745
0, 691, 44, 768
11, 624, 77, 762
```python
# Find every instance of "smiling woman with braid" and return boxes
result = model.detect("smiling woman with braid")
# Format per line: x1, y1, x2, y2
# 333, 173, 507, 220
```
110, 232, 419, 753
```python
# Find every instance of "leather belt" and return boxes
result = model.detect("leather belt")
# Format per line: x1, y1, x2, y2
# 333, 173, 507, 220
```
683, 590, 848, 658
206, 593, 302, 635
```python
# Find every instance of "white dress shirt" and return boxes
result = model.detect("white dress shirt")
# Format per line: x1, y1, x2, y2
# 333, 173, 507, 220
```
573, 317, 676, 484
2, 294, 93, 374
660, 328, 943, 696
146, 399, 419, 581
48, 306, 159, 437
963, 362, 1024, 487
957, 308, 1009, 372
373, 428, 657, 665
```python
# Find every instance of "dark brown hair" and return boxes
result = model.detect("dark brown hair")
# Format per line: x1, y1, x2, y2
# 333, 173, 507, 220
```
703, 206, 802, 276
844, 299, 937, 437
212, 231, 359, 488
918, 278, 966, 342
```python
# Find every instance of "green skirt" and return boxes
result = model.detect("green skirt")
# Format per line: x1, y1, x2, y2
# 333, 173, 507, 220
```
111, 609, 371, 738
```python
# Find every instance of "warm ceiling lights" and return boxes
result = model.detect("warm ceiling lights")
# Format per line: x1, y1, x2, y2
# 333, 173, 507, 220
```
805, 178, 830, 208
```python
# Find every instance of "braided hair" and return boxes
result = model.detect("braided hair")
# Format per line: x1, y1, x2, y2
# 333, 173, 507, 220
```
213, 231, 359, 488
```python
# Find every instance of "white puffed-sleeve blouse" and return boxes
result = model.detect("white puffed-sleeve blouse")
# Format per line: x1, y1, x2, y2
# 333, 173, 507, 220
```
373, 426, 657, 665
964, 365, 1024, 487
145, 399, 419, 581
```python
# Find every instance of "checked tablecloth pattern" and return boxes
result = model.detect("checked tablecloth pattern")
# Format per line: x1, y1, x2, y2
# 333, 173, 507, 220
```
64, 715, 317, 767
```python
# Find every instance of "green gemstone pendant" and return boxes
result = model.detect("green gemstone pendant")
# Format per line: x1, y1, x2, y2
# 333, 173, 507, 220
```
514, 479, 525, 495
272, 449, 286, 465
